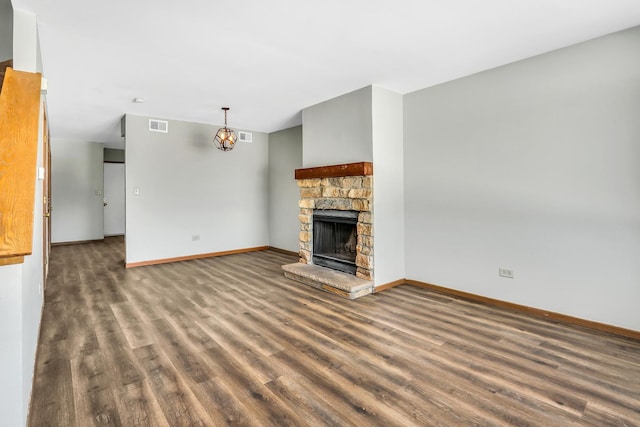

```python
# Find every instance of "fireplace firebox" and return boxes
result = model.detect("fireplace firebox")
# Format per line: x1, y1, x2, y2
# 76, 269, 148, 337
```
312, 210, 358, 275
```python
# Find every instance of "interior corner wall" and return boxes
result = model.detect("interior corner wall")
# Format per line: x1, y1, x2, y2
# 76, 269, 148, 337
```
21, 100, 45, 422
371, 86, 405, 286
0, 93, 45, 427
124, 114, 269, 264
301, 86, 373, 167
51, 140, 105, 243
268, 126, 302, 253
403, 26, 640, 331
0, 0, 12, 61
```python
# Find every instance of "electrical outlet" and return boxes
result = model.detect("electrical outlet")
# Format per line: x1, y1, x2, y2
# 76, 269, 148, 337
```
192, 235, 200, 241
38, 282, 42, 295
499, 268, 514, 279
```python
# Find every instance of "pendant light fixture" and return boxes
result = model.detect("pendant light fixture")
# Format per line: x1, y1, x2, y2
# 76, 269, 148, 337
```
214, 107, 237, 151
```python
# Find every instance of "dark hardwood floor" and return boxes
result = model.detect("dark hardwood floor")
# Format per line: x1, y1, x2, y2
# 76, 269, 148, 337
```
29, 237, 640, 426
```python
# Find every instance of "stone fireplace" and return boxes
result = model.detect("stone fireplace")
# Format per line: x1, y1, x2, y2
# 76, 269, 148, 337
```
282, 162, 375, 299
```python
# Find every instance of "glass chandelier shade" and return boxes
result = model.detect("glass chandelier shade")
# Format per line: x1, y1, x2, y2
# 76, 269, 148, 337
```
214, 107, 237, 151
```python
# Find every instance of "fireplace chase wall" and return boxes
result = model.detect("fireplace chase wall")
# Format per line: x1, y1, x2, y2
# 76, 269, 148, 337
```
296, 163, 374, 281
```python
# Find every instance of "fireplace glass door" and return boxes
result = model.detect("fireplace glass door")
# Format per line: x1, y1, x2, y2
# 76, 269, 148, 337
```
312, 210, 358, 274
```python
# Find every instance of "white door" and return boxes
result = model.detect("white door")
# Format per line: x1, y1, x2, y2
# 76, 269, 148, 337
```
104, 162, 125, 236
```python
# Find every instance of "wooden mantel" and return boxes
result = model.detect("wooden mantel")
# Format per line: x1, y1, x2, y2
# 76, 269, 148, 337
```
0, 68, 42, 266
294, 162, 373, 180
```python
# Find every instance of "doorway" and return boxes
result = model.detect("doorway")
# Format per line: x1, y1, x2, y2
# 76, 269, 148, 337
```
103, 162, 125, 236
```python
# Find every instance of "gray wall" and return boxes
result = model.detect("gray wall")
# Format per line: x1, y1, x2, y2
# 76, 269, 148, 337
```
51, 140, 105, 243
302, 86, 373, 167
0, 0, 12, 61
268, 126, 302, 253
125, 114, 269, 264
403, 26, 640, 331
371, 86, 405, 285
19, 120, 44, 422
12, 8, 39, 72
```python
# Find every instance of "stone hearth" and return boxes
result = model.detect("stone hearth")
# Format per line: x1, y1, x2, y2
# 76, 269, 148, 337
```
282, 263, 373, 299
282, 162, 374, 299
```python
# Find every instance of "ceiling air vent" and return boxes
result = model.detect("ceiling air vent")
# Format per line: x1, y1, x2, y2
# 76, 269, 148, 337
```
149, 119, 168, 133
238, 131, 252, 143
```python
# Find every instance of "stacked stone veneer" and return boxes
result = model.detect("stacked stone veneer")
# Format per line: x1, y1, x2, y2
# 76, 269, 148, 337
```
297, 176, 373, 281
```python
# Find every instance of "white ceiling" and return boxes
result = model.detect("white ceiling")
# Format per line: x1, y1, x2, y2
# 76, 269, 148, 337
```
11, 0, 640, 149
